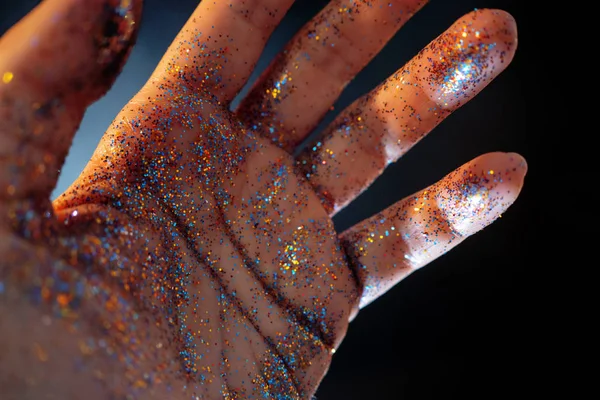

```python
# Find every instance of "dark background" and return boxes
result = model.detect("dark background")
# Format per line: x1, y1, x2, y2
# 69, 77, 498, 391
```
1, 1, 544, 398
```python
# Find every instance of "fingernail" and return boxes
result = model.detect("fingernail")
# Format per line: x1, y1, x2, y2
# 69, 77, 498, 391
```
96, 0, 144, 81
435, 152, 527, 237
413, 9, 518, 109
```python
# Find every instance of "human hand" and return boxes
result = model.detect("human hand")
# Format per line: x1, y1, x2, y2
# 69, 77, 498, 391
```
0, 0, 527, 399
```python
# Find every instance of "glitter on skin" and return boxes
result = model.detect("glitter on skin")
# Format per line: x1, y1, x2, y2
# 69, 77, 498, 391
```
237, 0, 429, 151
295, 9, 518, 214
0, 2, 525, 400
341, 152, 527, 308
423, 26, 497, 107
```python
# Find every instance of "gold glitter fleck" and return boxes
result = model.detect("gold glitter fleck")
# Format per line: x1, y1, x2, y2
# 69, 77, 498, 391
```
33, 343, 49, 362
2, 71, 14, 83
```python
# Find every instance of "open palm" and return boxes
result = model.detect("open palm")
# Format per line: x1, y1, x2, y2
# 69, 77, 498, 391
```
0, 1, 526, 399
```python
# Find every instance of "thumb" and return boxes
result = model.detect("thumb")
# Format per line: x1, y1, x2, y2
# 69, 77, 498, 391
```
0, 0, 142, 222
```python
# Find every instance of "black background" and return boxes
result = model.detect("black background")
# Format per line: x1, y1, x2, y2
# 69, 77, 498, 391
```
1, 1, 544, 399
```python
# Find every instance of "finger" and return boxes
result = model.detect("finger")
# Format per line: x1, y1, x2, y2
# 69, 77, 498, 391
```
149, 0, 296, 104
296, 9, 518, 214
236, 0, 427, 151
340, 152, 527, 310
0, 0, 142, 207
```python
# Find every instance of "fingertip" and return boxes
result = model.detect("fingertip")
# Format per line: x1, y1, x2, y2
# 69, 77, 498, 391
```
475, 9, 519, 62
414, 7, 519, 109
479, 151, 527, 197
504, 151, 528, 180
463, 8, 519, 65
435, 151, 527, 237
484, 9, 518, 39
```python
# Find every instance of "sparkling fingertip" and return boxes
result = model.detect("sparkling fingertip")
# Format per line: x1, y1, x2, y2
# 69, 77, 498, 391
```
435, 151, 527, 237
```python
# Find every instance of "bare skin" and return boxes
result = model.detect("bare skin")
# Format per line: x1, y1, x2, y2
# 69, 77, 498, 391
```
0, 1, 526, 399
